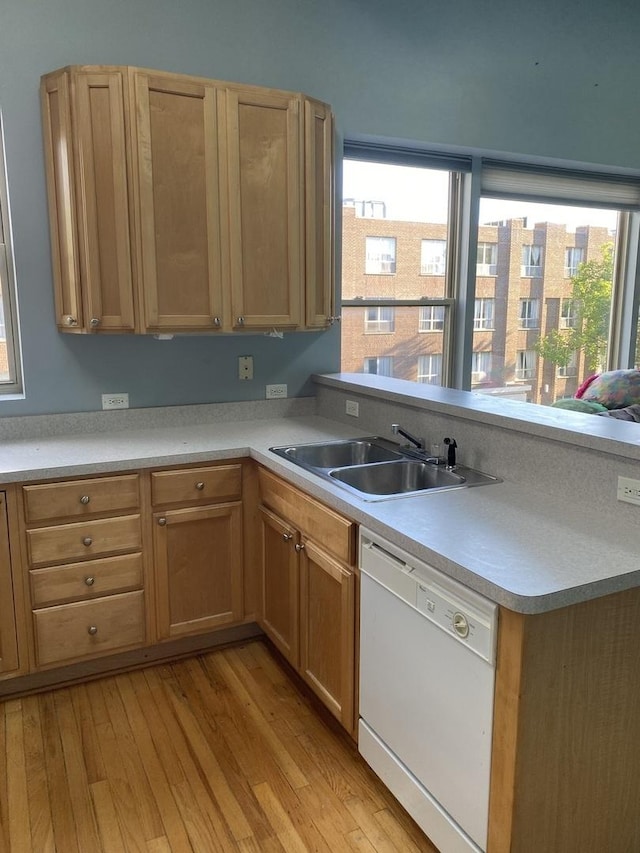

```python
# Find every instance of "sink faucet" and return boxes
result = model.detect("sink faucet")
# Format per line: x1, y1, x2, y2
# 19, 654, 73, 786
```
443, 437, 457, 469
391, 423, 425, 450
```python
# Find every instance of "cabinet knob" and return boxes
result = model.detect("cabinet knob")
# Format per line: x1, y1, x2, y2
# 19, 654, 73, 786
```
84, 576, 95, 586
80, 495, 90, 505
158, 517, 167, 526
64, 315, 78, 326
328, 315, 342, 324
295, 543, 305, 553
82, 536, 93, 546
195, 481, 205, 491
90, 317, 100, 327
213, 316, 221, 327
237, 316, 245, 326
87, 625, 98, 636
282, 532, 293, 542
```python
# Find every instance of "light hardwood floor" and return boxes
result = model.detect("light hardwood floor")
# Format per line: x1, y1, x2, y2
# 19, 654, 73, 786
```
0, 640, 437, 852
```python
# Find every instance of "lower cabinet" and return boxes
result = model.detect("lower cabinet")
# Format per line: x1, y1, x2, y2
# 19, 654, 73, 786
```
152, 463, 244, 639
258, 467, 357, 733
0, 492, 19, 676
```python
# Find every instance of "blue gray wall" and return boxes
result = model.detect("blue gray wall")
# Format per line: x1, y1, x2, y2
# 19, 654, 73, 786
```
2, 0, 640, 415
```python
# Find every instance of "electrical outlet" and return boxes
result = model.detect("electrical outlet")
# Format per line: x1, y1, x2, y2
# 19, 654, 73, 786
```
238, 355, 253, 380
102, 393, 129, 410
617, 476, 640, 506
346, 400, 359, 417
266, 384, 287, 399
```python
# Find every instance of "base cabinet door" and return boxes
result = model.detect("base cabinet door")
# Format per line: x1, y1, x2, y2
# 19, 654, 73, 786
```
154, 502, 243, 639
259, 505, 299, 667
299, 539, 355, 730
0, 493, 19, 676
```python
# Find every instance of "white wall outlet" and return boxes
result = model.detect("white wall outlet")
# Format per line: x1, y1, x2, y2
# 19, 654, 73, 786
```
617, 476, 640, 506
346, 399, 360, 417
266, 384, 287, 399
102, 393, 129, 410
238, 355, 253, 380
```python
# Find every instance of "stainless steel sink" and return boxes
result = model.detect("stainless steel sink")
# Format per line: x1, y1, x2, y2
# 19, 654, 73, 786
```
270, 437, 500, 501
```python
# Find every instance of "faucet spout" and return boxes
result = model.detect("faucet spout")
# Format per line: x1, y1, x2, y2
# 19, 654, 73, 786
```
443, 437, 457, 468
391, 423, 425, 450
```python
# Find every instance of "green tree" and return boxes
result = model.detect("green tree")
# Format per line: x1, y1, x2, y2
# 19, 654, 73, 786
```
536, 242, 614, 374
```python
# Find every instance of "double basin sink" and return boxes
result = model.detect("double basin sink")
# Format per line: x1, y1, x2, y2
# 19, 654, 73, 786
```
270, 436, 499, 501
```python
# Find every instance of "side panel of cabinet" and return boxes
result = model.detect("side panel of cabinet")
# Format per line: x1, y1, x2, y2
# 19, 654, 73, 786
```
299, 539, 355, 731
225, 89, 302, 329
132, 72, 223, 331
258, 505, 299, 667
0, 492, 19, 675
304, 98, 334, 328
153, 503, 243, 639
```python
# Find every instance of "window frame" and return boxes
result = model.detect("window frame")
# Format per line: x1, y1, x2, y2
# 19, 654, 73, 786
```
417, 353, 443, 384
365, 236, 397, 275
364, 305, 395, 334
473, 297, 495, 330
418, 304, 445, 332
420, 239, 447, 276
363, 355, 394, 376
518, 298, 540, 330
515, 349, 537, 380
0, 116, 22, 396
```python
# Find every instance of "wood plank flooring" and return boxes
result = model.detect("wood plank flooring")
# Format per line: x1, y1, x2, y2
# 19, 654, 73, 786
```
0, 640, 437, 852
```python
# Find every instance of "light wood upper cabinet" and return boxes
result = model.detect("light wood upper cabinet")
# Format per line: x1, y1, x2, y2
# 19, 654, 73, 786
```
40, 65, 335, 334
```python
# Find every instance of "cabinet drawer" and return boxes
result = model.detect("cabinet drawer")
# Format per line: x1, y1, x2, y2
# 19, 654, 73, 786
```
30, 553, 144, 608
27, 515, 142, 568
33, 590, 145, 667
23, 474, 140, 523
151, 464, 242, 506
258, 468, 356, 566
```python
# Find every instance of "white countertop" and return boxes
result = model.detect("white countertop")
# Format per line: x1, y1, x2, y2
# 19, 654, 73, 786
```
1, 413, 636, 615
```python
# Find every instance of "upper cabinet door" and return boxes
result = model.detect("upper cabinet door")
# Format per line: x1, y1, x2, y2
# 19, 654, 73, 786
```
304, 99, 335, 329
225, 88, 303, 330
42, 68, 135, 333
132, 72, 224, 332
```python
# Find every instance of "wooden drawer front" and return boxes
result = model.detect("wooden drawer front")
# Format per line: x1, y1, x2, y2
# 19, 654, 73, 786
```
30, 553, 144, 608
33, 590, 145, 667
258, 468, 356, 566
23, 474, 140, 523
151, 464, 242, 506
27, 515, 142, 568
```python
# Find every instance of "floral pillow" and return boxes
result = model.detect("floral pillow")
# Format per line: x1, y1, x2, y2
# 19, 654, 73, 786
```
578, 369, 640, 410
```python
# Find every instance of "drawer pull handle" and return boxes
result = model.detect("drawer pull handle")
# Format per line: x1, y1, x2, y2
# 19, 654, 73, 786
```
84, 576, 95, 586
195, 482, 205, 491
295, 543, 305, 553
158, 517, 167, 526
283, 533, 293, 542
80, 495, 90, 505
87, 625, 98, 636
83, 536, 93, 547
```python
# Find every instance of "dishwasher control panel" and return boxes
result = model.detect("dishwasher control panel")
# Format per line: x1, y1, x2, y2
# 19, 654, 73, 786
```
360, 528, 497, 665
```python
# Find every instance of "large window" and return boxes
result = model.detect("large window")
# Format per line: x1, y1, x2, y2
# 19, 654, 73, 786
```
565, 247, 584, 277
421, 239, 446, 275
417, 354, 442, 384
521, 245, 543, 277
365, 237, 396, 274
364, 306, 394, 333
474, 298, 495, 330
519, 299, 540, 329
364, 356, 394, 376
0, 119, 21, 394
419, 305, 445, 332
476, 242, 497, 276
515, 349, 537, 380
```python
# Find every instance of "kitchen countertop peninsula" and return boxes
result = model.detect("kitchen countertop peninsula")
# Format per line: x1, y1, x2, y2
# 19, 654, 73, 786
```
0, 410, 636, 615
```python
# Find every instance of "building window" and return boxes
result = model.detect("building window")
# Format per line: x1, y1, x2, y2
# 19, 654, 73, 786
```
564, 247, 584, 277
557, 351, 578, 377
471, 351, 492, 383
364, 356, 394, 376
365, 236, 396, 274
476, 242, 497, 276
521, 245, 543, 277
0, 120, 21, 394
560, 298, 577, 329
417, 354, 442, 384
421, 239, 446, 275
419, 305, 445, 332
515, 349, 537, 380
364, 306, 395, 333
474, 298, 495, 330
519, 299, 540, 329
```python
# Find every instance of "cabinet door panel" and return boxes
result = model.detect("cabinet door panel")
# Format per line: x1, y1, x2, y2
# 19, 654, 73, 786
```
259, 505, 299, 667
299, 539, 355, 731
154, 503, 243, 639
134, 72, 223, 331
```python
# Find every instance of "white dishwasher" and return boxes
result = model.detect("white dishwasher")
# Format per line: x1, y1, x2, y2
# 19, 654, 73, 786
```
358, 528, 498, 853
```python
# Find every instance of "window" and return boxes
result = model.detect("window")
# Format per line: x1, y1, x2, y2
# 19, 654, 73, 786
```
0, 119, 21, 394
519, 299, 539, 329
419, 305, 445, 332
565, 247, 584, 277
557, 351, 578, 377
421, 239, 446, 275
417, 354, 442, 384
365, 236, 396, 274
471, 351, 492, 383
521, 245, 543, 277
474, 298, 495, 330
515, 349, 537, 380
364, 306, 395, 333
560, 298, 576, 329
364, 356, 394, 376
476, 242, 497, 275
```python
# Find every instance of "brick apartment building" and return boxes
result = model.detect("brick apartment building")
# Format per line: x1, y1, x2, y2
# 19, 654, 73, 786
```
340, 203, 611, 404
